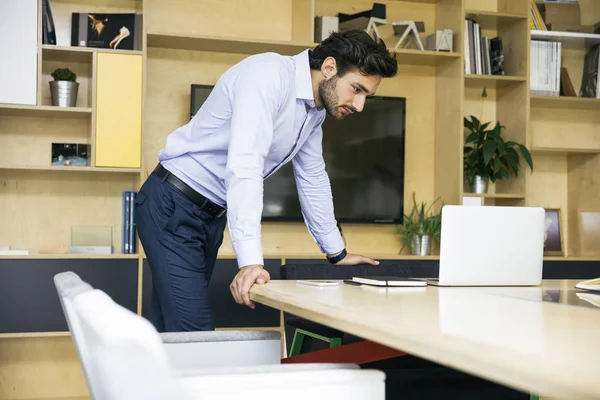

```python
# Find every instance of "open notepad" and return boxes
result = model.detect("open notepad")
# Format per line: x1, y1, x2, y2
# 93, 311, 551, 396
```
575, 278, 600, 293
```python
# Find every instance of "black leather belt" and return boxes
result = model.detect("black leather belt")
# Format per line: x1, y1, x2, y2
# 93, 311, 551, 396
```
153, 163, 226, 218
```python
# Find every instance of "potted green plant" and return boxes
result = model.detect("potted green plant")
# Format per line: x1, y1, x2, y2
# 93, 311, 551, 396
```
397, 193, 442, 256
50, 68, 79, 107
463, 88, 534, 193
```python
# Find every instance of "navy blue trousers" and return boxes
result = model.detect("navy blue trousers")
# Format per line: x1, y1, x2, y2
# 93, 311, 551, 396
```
135, 171, 227, 332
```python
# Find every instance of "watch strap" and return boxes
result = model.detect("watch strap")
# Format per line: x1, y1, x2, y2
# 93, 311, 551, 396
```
327, 248, 347, 264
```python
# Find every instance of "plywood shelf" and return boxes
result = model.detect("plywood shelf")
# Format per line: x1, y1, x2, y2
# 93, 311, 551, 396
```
530, 146, 600, 155
0, 104, 92, 118
465, 10, 528, 30
463, 193, 526, 199
0, 165, 141, 173
147, 31, 316, 55
531, 95, 600, 110
42, 44, 142, 62
147, 31, 460, 66
465, 74, 527, 88
531, 30, 600, 49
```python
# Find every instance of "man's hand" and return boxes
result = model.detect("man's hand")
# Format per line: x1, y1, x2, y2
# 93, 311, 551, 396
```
230, 264, 271, 309
335, 253, 379, 266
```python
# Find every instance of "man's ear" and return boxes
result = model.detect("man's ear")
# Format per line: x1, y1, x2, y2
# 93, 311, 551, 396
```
321, 56, 337, 79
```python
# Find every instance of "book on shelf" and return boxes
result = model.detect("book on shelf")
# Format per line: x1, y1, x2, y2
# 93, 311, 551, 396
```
464, 19, 504, 75
42, 0, 57, 45
530, 0, 548, 31
579, 44, 600, 99
71, 13, 143, 51
122, 191, 137, 254
530, 40, 562, 96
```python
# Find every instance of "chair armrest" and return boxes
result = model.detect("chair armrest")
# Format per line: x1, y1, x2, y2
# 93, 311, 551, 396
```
174, 362, 360, 378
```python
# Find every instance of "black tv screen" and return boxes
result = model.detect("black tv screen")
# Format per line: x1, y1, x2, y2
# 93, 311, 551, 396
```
190, 84, 405, 223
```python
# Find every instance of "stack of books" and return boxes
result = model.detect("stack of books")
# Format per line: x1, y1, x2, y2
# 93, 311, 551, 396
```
530, 40, 562, 96
464, 19, 504, 75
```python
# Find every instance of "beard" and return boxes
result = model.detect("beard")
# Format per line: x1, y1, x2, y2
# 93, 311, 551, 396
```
318, 75, 345, 120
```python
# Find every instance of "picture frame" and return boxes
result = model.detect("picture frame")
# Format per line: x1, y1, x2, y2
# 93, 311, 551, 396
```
544, 208, 563, 256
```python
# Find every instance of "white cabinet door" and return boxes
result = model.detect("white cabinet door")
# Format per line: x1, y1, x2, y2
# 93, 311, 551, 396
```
0, 0, 38, 105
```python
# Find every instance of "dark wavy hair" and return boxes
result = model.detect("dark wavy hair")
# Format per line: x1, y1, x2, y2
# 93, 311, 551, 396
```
309, 30, 398, 78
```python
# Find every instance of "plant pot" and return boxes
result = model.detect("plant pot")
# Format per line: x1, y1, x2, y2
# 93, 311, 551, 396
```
50, 81, 79, 107
469, 175, 489, 194
411, 234, 432, 256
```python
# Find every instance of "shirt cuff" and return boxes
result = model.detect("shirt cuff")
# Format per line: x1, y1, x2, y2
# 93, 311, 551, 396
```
314, 229, 345, 255
232, 238, 264, 269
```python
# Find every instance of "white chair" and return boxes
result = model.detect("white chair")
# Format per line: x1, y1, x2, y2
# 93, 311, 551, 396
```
54, 272, 386, 399
54, 272, 280, 375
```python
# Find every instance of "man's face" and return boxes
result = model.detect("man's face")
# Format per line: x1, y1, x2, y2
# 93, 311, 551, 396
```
318, 70, 381, 120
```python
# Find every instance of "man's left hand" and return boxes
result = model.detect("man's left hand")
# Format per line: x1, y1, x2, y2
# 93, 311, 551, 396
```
335, 253, 379, 266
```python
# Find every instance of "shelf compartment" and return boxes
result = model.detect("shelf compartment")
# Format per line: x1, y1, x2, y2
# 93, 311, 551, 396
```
41, 56, 93, 108
531, 95, 600, 110
0, 104, 92, 118
465, 10, 528, 30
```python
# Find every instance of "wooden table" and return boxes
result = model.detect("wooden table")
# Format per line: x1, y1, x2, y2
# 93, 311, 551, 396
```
250, 279, 600, 399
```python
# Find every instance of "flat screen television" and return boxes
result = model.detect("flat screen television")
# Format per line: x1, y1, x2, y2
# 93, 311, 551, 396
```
190, 84, 405, 223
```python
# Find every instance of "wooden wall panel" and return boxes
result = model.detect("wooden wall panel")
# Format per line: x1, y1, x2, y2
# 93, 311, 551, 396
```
144, 0, 293, 41
530, 107, 600, 151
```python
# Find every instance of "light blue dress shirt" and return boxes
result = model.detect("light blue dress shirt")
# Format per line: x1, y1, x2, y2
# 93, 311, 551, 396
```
158, 49, 345, 268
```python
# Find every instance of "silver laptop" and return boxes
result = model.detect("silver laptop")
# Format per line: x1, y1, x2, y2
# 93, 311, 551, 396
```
425, 205, 545, 287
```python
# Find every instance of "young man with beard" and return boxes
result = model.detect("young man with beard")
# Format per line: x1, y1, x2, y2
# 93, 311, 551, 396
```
135, 29, 398, 332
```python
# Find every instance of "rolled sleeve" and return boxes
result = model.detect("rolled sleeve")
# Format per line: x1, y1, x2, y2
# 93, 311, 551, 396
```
225, 62, 284, 269
292, 122, 345, 256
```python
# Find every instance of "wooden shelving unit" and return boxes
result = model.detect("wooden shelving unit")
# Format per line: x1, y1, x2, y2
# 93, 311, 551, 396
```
2, 0, 600, 398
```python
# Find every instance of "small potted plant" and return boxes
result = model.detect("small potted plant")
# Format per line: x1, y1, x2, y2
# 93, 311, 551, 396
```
463, 88, 534, 193
50, 68, 79, 107
397, 193, 442, 256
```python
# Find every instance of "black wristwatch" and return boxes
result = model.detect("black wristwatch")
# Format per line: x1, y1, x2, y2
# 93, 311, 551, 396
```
327, 248, 347, 264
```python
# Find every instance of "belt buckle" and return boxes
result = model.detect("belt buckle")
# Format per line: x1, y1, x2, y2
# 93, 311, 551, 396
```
215, 208, 226, 218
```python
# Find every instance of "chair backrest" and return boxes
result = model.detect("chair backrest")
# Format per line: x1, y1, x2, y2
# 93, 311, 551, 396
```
54, 272, 171, 400
53, 272, 97, 396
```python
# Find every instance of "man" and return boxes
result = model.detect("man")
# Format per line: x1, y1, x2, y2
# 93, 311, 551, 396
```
135, 29, 398, 332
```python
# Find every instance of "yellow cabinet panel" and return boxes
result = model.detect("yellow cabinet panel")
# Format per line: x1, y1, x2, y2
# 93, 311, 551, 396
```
95, 53, 142, 168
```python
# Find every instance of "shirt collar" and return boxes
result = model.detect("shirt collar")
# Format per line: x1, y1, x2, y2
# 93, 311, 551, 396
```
294, 49, 316, 106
